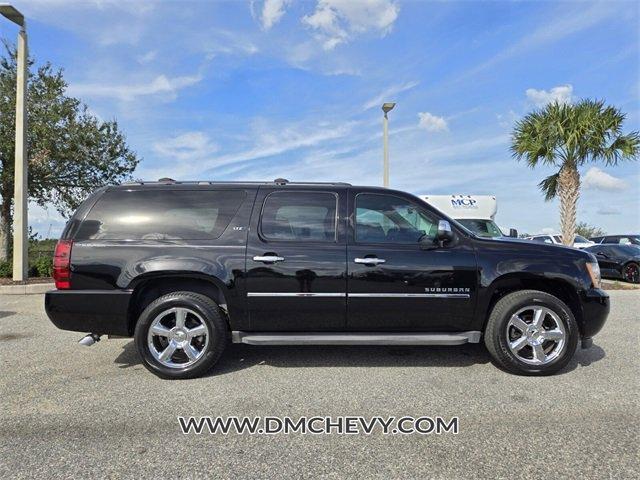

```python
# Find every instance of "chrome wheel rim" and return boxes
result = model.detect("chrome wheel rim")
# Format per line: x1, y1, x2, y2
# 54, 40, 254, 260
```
624, 263, 639, 283
506, 306, 566, 365
147, 307, 209, 369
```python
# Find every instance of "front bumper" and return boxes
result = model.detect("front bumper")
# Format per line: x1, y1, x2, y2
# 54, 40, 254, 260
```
579, 288, 610, 339
45, 289, 132, 336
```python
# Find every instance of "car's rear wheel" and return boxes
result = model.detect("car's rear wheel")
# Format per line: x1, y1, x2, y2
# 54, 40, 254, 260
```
134, 291, 228, 379
484, 290, 578, 375
623, 262, 639, 284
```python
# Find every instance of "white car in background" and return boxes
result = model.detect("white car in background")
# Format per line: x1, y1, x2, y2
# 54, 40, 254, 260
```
526, 234, 595, 249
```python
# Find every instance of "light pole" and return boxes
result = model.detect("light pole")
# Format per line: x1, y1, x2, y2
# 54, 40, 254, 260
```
381, 102, 395, 187
0, 4, 27, 281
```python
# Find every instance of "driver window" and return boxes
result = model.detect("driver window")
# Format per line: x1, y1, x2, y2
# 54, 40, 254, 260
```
355, 193, 438, 244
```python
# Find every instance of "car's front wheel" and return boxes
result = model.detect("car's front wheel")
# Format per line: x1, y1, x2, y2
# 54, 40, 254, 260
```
623, 262, 639, 284
134, 291, 228, 379
484, 290, 578, 375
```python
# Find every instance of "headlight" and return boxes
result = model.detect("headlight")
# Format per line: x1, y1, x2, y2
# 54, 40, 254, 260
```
586, 261, 601, 288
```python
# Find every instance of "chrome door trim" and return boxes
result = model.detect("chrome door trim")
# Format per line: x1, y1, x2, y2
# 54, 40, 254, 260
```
247, 292, 470, 298
247, 292, 346, 297
348, 293, 470, 298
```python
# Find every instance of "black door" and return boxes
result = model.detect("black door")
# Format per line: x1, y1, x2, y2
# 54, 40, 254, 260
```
347, 190, 478, 332
245, 188, 347, 331
593, 246, 619, 276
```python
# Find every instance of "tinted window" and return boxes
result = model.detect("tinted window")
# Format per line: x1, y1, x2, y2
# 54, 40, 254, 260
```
260, 191, 337, 242
532, 236, 552, 244
77, 189, 246, 240
355, 194, 438, 244
611, 245, 640, 256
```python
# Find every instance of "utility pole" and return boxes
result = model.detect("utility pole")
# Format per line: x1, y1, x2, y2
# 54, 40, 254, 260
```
381, 102, 395, 187
0, 4, 28, 281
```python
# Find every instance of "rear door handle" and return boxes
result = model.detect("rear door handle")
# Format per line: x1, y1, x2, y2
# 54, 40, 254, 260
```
354, 257, 386, 266
253, 255, 285, 263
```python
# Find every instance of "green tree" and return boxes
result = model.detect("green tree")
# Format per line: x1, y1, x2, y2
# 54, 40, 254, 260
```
575, 222, 605, 239
511, 100, 638, 246
0, 41, 139, 260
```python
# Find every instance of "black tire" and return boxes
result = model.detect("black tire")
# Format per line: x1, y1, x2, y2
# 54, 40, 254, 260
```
484, 290, 578, 376
134, 291, 228, 379
623, 262, 640, 284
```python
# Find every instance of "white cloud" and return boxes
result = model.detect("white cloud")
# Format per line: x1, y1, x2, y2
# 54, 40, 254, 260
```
259, 0, 290, 30
465, 2, 615, 77
137, 50, 158, 64
68, 73, 203, 101
417, 112, 448, 132
302, 0, 400, 50
362, 80, 418, 111
596, 206, 621, 215
583, 167, 628, 191
526, 84, 573, 107
153, 132, 218, 162
497, 110, 519, 129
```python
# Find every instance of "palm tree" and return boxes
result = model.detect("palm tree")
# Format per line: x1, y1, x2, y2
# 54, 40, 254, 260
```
511, 99, 639, 246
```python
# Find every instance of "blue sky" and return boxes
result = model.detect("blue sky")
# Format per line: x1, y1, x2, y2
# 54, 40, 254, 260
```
3, 0, 639, 237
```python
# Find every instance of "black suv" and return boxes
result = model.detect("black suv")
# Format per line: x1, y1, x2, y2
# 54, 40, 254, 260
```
45, 180, 609, 379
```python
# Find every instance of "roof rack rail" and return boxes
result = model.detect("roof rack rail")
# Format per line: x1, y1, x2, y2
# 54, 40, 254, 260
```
120, 180, 352, 186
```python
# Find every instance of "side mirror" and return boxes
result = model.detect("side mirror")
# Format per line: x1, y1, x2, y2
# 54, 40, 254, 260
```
436, 220, 454, 244
509, 228, 518, 238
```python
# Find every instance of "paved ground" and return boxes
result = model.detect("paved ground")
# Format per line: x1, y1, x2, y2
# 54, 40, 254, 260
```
1, 291, 638, 479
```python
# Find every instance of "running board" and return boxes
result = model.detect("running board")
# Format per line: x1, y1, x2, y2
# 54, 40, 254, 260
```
231, 331, 482, 346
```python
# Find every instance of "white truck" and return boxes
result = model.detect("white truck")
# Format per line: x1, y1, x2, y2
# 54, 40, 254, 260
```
419, 194, 517, 239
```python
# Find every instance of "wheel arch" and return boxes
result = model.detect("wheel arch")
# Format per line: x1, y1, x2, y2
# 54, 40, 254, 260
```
126, 273, 231, 335
480, 274, 585, 336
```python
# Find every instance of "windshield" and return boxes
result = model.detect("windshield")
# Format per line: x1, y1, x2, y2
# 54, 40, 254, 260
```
574, 235, 590, 243
457, 219, 503, 238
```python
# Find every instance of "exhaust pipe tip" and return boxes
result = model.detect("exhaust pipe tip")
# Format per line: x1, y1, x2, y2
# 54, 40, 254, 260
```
78, 333, 101, 347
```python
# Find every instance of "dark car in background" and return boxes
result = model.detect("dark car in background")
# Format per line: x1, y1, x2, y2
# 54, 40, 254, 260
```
584, 244, 640, 284
589, 234, 640, 246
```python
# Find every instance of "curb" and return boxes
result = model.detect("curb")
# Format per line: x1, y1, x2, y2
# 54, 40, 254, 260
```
0, 283, 54, 295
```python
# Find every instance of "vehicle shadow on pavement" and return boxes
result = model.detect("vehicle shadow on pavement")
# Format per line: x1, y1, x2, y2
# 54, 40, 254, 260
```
209, 343, 493, 376
114, 340, 606, 376
561, 344, 606, 373
113, 341, 491, 372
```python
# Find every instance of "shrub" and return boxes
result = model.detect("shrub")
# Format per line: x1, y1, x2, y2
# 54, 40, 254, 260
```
0, 260, 11, 277
31, 256, 53, 277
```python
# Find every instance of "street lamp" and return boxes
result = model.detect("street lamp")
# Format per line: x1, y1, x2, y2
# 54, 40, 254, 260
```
381, 102, 395, 187
0, 4, 28, 281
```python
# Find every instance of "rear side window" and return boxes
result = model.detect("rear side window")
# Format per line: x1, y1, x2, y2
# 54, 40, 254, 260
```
76, 189, 246, 240
260, 191, 337, 242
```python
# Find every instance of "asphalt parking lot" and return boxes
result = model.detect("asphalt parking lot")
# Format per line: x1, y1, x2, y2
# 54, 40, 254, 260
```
1, 291, 638, 479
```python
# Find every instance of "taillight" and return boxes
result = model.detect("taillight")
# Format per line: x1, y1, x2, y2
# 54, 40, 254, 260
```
53, 239, 73, 289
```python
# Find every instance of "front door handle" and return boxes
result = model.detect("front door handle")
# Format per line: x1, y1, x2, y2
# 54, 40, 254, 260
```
253, 255, 285, 263
354, 257, 386, 266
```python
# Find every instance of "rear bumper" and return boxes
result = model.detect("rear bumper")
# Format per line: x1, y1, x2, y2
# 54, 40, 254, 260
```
45, 289, 132, 336
579, 288, 610, 339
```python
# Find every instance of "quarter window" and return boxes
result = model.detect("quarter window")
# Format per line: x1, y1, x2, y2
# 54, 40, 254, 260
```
261, 192, 337, 242
76, 189, 246, 240
355, 194, 438, 244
